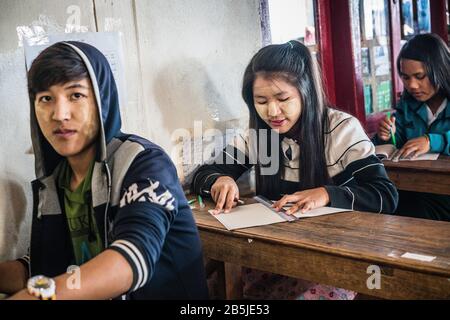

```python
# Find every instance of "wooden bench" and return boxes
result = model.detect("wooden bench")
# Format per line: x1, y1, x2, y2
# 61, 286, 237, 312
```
193, 199, 450, 299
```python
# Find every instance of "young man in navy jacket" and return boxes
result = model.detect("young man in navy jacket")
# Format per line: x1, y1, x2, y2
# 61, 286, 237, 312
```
0, 41, 208, 300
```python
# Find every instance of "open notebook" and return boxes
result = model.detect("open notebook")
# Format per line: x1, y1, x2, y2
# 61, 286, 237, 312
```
375, 144, 439, 161
209, 203, 350, 231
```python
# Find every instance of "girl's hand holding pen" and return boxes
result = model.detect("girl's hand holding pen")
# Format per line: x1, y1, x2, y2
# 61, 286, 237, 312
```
377, 112, 430, 160
377, 113, 396, 142
209, 176, 240, 214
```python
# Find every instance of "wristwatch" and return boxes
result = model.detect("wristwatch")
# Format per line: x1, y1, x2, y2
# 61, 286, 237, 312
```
27, 275, 56, 300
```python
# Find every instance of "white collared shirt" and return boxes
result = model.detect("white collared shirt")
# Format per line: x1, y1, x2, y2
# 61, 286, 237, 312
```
426, 98, 447, 126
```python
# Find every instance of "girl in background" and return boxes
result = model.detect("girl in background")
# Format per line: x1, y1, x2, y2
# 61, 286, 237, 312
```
374, 33, 450, 221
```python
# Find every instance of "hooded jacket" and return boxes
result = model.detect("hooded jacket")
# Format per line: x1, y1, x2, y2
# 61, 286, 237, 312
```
20, 41, 208, 300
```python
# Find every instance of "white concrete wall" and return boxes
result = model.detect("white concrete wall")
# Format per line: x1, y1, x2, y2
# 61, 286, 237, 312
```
0, 0, 262, 260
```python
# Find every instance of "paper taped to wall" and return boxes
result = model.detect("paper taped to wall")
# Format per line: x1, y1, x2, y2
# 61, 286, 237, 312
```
23, 32, 126, 110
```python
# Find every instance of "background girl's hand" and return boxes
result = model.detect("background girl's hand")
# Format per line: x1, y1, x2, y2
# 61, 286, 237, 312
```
395, 136, 430, 160
377, 115, 396, 142
210, 176, 240, 214
272, 187, 330, 215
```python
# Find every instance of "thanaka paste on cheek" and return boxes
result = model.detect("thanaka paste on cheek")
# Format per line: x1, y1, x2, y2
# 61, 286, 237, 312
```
254, 103, 269, 120
280, 98, 301, 119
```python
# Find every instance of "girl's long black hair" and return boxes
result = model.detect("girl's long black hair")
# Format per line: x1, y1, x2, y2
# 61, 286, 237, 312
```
242, 40, 331, 199
397, 33, 450, 100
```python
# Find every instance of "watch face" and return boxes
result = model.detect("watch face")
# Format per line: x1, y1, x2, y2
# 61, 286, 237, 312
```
34, 277, 51, 289
28, 275, 56, 299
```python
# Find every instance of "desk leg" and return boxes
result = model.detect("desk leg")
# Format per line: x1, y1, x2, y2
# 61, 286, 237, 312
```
224, 263, 243, 300
205, 259, 243, 300
204, 259, 226, 299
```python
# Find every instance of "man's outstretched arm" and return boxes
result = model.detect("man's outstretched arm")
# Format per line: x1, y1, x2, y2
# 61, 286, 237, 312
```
8, 249, 133, 300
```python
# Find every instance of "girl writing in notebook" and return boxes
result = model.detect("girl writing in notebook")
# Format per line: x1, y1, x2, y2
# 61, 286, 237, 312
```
192, 40, 398, 299
373, 33, 450, 221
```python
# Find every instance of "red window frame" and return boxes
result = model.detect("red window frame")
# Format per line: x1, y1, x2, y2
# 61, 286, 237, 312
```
430, 0, 449, 43
317, 0, 368, 127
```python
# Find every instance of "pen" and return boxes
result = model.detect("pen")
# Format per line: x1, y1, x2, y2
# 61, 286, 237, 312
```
197, 195, 205, 209
387, 111, 396, 147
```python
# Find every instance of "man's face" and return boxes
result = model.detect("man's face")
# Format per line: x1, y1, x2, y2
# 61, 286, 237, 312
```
34, 78, 100, 160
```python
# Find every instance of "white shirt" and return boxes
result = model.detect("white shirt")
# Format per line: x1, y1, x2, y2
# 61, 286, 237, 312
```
426, 98, 447, 126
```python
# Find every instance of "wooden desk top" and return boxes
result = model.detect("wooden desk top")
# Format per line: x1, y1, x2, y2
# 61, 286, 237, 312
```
382, 155, 450, 195
383, 155, 450, 173
193, 200, 450, 278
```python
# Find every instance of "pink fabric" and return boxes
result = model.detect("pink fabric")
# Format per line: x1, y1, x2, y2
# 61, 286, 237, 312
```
242, 268, 357, 300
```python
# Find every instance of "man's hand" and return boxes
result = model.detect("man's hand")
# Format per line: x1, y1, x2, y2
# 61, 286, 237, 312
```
0, 260, 28, 295
272, 187, 330, 214
395, 136, 430, 160
7, 249, 133, 300
7, 289, 38, 300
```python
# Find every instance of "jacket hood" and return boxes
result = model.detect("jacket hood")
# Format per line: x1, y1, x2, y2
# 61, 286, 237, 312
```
30, 41, 122, 178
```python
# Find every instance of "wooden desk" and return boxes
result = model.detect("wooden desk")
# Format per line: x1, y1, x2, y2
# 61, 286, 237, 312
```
384, 155, 450, 195
193, 201, 450, 299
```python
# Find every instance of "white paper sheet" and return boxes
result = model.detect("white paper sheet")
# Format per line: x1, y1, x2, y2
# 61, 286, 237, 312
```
375, 144, 440, 161
209, 203, 350, 230
402, 153, 440, 161
209, 203, 285, 230
293, 206, 351, 218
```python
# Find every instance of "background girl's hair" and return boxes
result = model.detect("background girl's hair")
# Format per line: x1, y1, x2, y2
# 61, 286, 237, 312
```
242, 40, 331, 199
397, 33, 450, 99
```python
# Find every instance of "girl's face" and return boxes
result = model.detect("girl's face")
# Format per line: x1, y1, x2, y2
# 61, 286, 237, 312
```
253, 75, 302, 134
399, 59, 438, 102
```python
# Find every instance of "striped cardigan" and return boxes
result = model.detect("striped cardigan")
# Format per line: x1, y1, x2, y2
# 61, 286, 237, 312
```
192, 108, 398, 213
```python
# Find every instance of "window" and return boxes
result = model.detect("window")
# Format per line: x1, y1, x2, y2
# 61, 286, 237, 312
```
400, 0, 431, 39
447, 0, 450, 39
261, 0, 318, 52
358, 0, 393, 115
